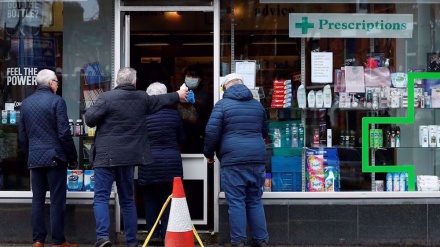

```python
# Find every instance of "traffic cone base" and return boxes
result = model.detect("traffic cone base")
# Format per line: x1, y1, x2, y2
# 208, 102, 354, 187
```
164, 231, 194, 246
165, 177, 194, 247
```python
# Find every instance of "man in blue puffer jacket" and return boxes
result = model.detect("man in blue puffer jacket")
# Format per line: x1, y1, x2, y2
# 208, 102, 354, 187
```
84, 68, 188, 247
204, 73, 269, 247
19, 69, 78, 247
138, 82, 186, 245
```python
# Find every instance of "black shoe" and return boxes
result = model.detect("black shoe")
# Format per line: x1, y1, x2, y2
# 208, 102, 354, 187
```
94, 238, 112, 247
224, 243, 245, 247
250, 241, 267, 247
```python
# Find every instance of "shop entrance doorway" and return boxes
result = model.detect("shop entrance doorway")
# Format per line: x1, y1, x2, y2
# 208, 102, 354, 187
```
117, 2, 219, 233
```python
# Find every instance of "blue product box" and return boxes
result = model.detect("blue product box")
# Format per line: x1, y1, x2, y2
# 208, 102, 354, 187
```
67, 170, 84, 191
84, 170, 95, 191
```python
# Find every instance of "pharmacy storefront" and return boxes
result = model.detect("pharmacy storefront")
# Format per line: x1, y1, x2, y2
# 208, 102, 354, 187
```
1, 0, 440, 246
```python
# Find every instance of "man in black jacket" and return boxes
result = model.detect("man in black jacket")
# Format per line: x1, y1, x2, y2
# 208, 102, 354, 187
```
84, 67, 188, 247
19, 69, 78, 247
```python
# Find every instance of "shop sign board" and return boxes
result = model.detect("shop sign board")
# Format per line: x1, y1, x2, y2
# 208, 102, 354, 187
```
289, 13, 413, 38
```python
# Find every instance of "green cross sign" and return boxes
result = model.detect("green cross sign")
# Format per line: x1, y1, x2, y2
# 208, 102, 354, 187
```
295, 17, 314, 34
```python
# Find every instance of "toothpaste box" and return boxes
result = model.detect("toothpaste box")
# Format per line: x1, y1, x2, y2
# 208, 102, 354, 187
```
67, 170, 84, 191
84, 170, 95, 191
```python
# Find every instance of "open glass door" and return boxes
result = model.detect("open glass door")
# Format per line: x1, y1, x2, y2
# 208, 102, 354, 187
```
117, 2, 217, 231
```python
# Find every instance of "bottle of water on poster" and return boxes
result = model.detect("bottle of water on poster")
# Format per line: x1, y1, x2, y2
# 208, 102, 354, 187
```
386, 172, 393, 192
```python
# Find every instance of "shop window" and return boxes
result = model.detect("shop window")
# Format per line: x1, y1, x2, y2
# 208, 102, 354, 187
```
220, 0, 440, 192
0, 0, 114, 191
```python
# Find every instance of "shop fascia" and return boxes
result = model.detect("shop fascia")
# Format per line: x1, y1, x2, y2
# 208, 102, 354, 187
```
289, 13, 413, 38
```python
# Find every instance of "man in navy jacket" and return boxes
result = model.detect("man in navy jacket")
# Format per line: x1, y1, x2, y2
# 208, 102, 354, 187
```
84, 67, 188, 247
204, 73, 269, 247
19, 69, 78, 247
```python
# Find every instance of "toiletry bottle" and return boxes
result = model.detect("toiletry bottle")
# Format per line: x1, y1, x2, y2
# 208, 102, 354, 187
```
340, 130, 346, 146
273, 128, 281, 147
349, 130, 356, 147
386, 172, 393, 192
390, 128, 396, 147
291, 124, 298, 147
424, 92, 431, 108
9, 110, 16, 124
298, 124, 304, 147
285, 124, 290, 148
75, 119, 84, 136
386, 126, 392, 147
1, 110, 7, 124
393, 172, 400, 191
395, 126, 401, 147
399, 172, 406, 191
327, 129, 332, 147
325, 166, 335, 192
372, 91, 378, 109
69, 119, 75, 136
366, 90, 372, 108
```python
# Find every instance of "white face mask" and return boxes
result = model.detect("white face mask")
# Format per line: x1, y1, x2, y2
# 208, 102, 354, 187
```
185, 77, 200, 89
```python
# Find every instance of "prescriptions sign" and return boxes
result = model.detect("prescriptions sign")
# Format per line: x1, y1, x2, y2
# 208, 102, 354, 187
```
289, 13, 413, 38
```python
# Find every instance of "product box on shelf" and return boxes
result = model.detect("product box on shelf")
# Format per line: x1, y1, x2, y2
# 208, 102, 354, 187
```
67, 170, 84, 191
305, 148, 340, 192
271, 156, 302, 192
84, 170, 95, 191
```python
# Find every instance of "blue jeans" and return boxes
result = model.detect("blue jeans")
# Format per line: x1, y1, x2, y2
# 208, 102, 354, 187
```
94, 166, 137, 245
221, 164, 269, 245
31, 164, 67, 245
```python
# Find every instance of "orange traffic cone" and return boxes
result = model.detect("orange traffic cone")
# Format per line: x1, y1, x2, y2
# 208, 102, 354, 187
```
165, 177, 194, 247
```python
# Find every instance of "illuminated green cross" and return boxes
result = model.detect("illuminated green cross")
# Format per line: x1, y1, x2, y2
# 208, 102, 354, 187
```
295, 17, 314, 35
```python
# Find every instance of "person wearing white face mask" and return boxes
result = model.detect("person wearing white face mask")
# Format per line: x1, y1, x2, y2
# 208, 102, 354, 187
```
177, 65, 213, 153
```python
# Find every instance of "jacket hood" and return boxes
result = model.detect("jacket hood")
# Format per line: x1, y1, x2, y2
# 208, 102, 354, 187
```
223, 84, 253, 101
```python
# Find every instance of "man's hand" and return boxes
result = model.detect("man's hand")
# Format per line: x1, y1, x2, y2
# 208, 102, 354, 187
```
177, 88, 189, 102
207, 158, 215, 164
68, 161, 78, 170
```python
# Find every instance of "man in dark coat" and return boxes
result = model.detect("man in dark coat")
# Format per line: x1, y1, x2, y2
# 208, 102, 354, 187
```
84, 67, 188, 247
204, 73, 269, 247
19, 69, 78, 247
138, 82, 186, 244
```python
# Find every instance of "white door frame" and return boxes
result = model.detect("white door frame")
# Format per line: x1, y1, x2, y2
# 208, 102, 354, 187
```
114, 0, 221, 233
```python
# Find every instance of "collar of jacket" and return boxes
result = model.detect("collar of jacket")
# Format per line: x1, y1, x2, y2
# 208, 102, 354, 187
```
114, 84, 136, 91
36, 85, 53, 93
